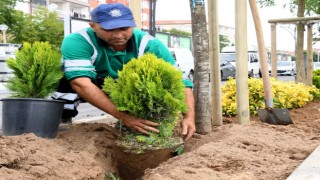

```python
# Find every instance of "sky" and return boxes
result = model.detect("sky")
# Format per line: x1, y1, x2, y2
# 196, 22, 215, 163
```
156, 0, 319, 52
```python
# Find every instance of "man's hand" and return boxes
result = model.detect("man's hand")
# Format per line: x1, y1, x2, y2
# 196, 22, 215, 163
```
182, 88, 196, 141
120, 115, 160, 135
181, 117, 196, 141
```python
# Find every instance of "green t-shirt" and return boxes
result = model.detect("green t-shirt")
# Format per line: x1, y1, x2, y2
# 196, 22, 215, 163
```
61, 28, 193, 87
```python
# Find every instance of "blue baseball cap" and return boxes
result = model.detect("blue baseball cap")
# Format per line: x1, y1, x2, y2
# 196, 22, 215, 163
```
90, 3, 136, 30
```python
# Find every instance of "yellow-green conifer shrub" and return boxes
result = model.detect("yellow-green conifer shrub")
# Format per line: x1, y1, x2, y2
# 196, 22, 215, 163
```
222, 78, 320, 116
103, 53, 186, 153
5, 41, 63, 98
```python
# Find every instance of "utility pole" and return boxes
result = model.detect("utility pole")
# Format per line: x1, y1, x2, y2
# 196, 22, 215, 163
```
149, 0, 156, 36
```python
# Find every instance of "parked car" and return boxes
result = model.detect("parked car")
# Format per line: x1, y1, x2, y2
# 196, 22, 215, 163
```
208, 60, 236, 81
220, 60, 236, 80
221, 46, 262, 78
269, 61, 296, 76
314, 62, 320, 70
220, 50, 261, 78
169, 48, 236, 81
169, 48, 194, 81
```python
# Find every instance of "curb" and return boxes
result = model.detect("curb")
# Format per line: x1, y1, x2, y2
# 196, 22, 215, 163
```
73, 115, 118, 125
287, 145, 320, 179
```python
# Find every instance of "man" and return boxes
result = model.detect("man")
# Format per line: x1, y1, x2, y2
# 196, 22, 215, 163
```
57, 3, 196, 140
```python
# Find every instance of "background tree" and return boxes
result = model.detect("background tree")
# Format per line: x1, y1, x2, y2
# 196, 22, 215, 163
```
292, 0, 306, 83
162, 28, 192, 37
0, 0, 24, 23
0, 2, 63, 48
29, 6, 64, 48
220, 35, 231, 51
189, 1, 212, 134
258, 0, 320, 83
0, 0, 26, 42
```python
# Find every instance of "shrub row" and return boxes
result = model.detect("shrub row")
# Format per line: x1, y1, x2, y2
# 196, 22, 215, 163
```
222, 77, 320, 116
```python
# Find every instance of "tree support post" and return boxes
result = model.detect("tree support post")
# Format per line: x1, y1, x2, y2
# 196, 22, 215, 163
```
235, 0, 250, 125
307, 23, 313, 86
208, 0, 223, 126
271, 23, 277, 78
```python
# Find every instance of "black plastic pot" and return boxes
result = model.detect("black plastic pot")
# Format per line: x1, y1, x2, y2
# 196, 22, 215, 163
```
1, 98, 65, 138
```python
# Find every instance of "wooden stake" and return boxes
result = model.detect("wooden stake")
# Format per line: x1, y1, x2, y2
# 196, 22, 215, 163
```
208, 0, 223, 126
235, 0, 250, 125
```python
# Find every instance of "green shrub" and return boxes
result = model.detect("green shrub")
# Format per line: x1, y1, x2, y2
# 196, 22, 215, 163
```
312, 69, 320, 89
102, 53, 186, 153
5, 41, 63, 98
222, 78, 320, 116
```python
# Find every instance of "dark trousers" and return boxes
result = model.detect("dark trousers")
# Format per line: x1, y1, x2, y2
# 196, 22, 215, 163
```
55, 76, 105, 119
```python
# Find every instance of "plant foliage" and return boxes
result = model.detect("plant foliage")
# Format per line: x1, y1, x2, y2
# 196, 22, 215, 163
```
222, 77, 320, 116
0, 4, 64, 48
6, 41, 63, 98
103, 53, 186, 153
105, 172, 121, 180
162, 28, 192, 37
312, 69, 320, 89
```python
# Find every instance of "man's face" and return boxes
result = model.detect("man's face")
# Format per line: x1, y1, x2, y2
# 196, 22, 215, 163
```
90, 23, 134, 47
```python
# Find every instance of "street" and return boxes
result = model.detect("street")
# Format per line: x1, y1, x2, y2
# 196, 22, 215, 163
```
220, 74, 295, 85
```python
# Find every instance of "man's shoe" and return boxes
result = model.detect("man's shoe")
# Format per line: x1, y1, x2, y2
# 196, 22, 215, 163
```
61, 117, 72, 124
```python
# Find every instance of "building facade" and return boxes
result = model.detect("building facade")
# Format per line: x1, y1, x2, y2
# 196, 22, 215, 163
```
16, 0, 105, 19
15, 0, 234, 46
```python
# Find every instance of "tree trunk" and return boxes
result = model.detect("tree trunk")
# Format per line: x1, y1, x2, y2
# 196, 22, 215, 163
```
295, 0, 305, 83
189, 1, 212, 134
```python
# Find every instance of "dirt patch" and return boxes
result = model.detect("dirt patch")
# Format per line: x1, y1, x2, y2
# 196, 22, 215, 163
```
1, 100, 320, 180
115, 146, 177, 180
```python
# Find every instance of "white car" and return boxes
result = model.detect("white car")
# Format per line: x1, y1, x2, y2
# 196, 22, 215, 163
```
169, 48, 194, 81
314, 62, 320, 70
220, 51, 261, 78
269, 61, 296, 76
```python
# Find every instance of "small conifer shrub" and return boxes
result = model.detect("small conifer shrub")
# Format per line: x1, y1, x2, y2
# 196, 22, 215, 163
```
103, 53, 187, 153
5, 41, 63, 98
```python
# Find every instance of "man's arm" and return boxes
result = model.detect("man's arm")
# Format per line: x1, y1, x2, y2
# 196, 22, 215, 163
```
70, 77, 160, 135
181, 87, 196, 141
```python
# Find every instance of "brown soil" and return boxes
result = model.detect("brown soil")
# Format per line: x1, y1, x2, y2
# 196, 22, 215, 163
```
1, 100, 320, 180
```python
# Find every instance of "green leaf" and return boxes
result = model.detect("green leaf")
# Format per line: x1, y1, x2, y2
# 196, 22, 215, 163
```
174, 145, 185, 155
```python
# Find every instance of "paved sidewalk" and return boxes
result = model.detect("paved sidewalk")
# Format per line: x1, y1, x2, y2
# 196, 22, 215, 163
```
73, 114, 118, 124
287, 145, 320, 180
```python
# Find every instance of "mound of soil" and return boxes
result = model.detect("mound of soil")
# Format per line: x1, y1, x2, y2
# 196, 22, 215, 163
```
1, 100, 320, 180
